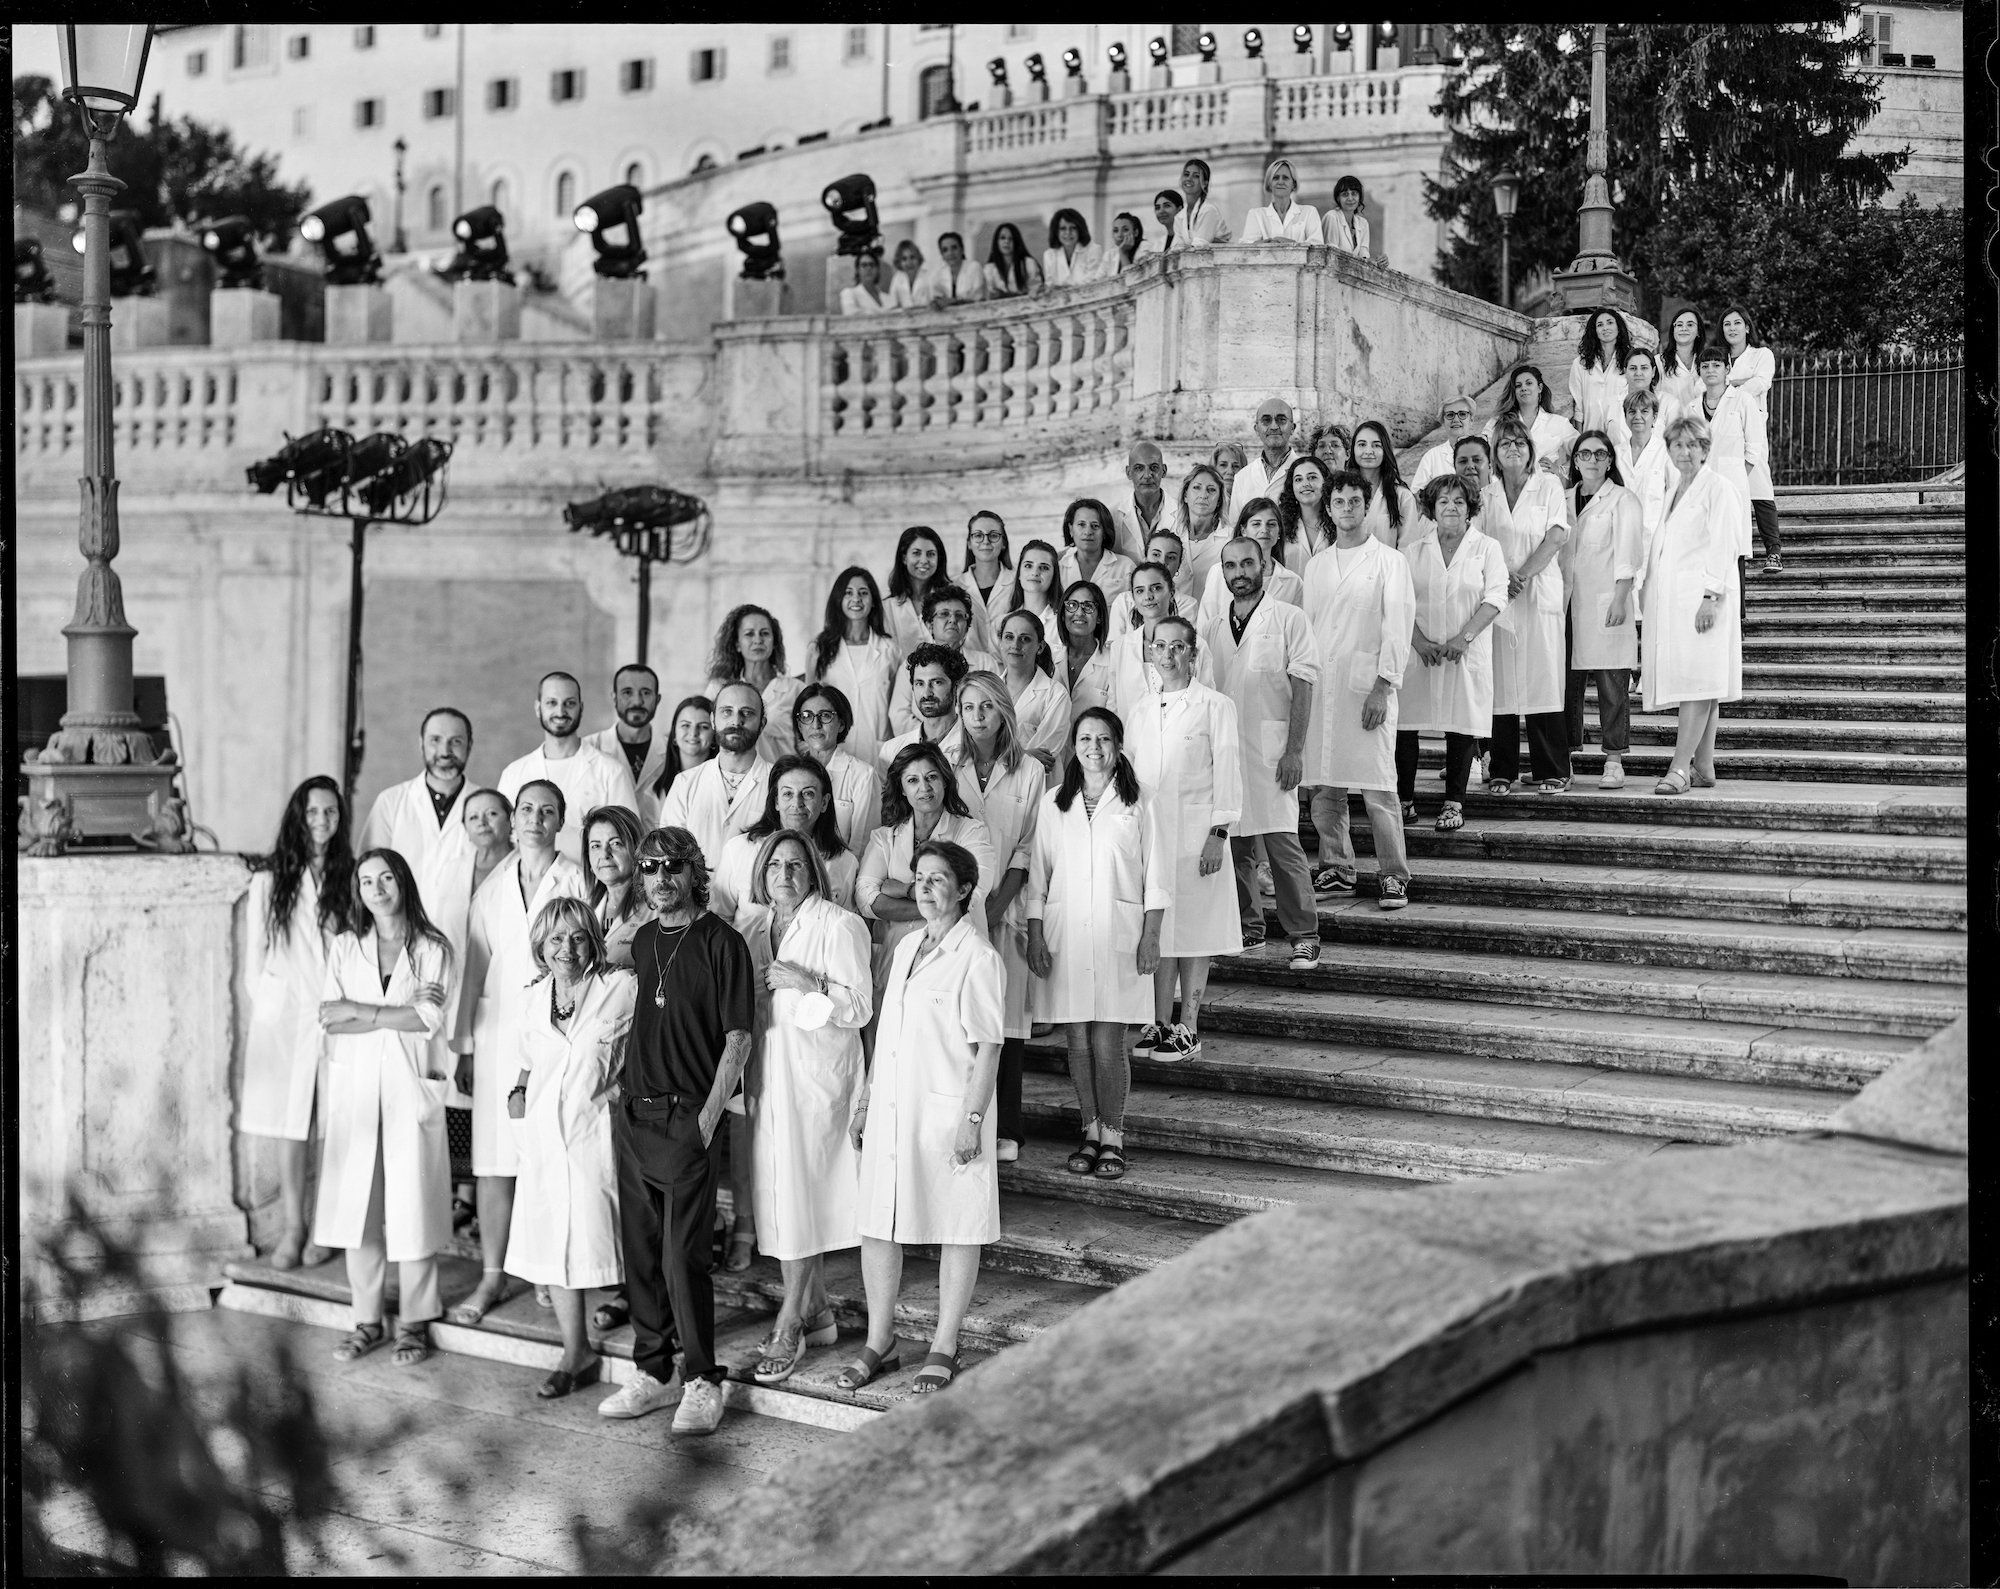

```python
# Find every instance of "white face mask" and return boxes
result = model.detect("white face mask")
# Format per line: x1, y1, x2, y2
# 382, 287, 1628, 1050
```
791, 989, 834, 1031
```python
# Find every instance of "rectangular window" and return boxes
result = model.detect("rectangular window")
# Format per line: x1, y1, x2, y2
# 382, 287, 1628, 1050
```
486, 77, 516, 111
689, 47, 725, 83
287, 34, 310, 61
354, 97, 383, 129
422, 87, 455, 119
769, 36, 791, 72
1006, 24, 1034, 40
621, 57, 654, 92
423, 23, 444, 39
1170, 23, 1202, 55
353, 25, 375, 49
232, 24, 274, 70
292, 105, 313, 138
186, 51, 206, 77
1862, 10, 1893, 63
844, 26, 870, 61
551, 68, 585, 102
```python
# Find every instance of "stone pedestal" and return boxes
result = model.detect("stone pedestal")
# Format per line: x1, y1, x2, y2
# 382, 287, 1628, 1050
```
1228, 57, 1269, 82
1328, 49, 1356, 74
325, 283, 394, 345
1276, 51, 1316, 77
208, 287, 283, 347
590, 276, 656, 341
1546, 263, 1644, 318
726, 275, 792, 321
989, 85, 1013, 108
1148, 65, 1172, 88
1376, 46, 1402, 71
1195, 61, 1223, 84
1106, 70, 1131, 94
20, 855, 255, 1319
108, 297, 173, 350
1063, 74, 1088, 97
15, 301, 71, 355
453, 277, 522, 342
1026, 79, 1051, 102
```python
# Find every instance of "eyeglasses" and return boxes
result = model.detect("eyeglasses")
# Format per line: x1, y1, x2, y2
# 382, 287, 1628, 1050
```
1063, 599, 1098, 614
1442, 409, 1474, 421
797, 709, 842, 727
636, 857, 692, 877
968, 529, 1004, 543
1574, 447, 1613, 461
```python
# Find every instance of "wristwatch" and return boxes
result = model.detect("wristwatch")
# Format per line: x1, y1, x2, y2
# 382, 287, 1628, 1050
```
965, 1110, 984, 1126
1209, 824, 1229, 839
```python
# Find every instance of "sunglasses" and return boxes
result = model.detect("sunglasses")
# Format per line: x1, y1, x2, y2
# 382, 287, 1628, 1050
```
636, 857, 692, 877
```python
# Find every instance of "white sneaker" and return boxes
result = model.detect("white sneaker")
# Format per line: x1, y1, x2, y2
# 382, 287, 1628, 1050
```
1599, 756, 1626, 789
597, 1366, 681, 1419
995, 1138, 1019, 1162
672, 1374, 725, 1435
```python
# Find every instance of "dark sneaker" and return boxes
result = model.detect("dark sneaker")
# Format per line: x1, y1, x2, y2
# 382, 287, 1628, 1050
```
1378, 876, 1410, 911
1288, 937, 1321, 971
1131, 1022, 1166, 1058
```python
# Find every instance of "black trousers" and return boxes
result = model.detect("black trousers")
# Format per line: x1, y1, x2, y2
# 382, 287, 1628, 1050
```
1563, 610, 1633, 755
615, 1097, 725, 1385
1396, 730, 1476, 802
1751, 499, 1781, 559
997, 1037, 1025, 1143
1489, 711, 1570, 783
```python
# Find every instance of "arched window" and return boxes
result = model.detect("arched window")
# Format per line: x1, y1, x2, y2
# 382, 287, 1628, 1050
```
554, 170, 576, 218
918, 62, 955, 119
623, 160, 645, 189
425, 184, 446, 233
489, 177, 510, 214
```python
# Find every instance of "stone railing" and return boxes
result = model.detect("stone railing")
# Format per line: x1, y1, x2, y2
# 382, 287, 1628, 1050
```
963, 99, 1093, 166
18, 349, 242, 462
1274, 68, 1419, 126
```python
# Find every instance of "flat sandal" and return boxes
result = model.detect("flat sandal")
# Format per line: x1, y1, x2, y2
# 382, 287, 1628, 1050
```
1066, 1139, 1101, 1175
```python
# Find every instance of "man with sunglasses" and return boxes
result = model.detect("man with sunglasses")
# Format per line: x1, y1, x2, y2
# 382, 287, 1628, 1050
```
598, 826, 755, 1435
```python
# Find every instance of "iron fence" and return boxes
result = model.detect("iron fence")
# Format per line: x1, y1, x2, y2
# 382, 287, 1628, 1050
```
1768, 345, 1964, 486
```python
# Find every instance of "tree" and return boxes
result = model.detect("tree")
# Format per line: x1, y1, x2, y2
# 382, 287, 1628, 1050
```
1424, 23, 1905, 319
13, 74, 310, 243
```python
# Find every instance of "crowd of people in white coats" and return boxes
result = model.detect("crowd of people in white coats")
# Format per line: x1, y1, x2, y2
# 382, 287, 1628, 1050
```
234, 300, 1777, 1431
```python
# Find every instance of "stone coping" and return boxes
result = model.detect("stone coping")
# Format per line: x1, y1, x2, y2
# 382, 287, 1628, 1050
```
678, 1031, 1966, 1575
18, 852, 254, 908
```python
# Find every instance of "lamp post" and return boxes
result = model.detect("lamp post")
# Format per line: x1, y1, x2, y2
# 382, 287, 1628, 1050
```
1550, 24, 1639, 312
21, 25, 192, 858
1490, 167, 1519, 310
392, 136, 409, 253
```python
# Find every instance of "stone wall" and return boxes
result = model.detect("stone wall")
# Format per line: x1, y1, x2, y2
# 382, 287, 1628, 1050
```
666, 1020, 1968, 1578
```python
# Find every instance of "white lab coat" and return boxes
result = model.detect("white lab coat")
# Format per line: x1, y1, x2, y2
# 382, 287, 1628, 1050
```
456, 851, 591, 1177
813, 633, 901, 765
238, 867, 332, 1141
839, 283, 892, 316
887, 584, 992, 660
1488, 408, 1579, 475
704, 674, 805, 764
1695, 388, 1758, 557
886, 269, 928, 309
1642, 466, 1744, 711
1227, 449, 1304, 528
736, 895, 871, 1261
1108, 623, 1214, 721
920, 258, 987, 307
1729, 345, 1777, 500
496, 745, 639, 868
1064, 643, 1117, 715
1567, 356, 1627, 436
855, 914, 1005, 1246
1659, 358, 1703, 426
313, 929, 455, 1261
360, 774, 474, 925
1183, 525, 1230, 602
1173, 200, 1232, 247
1042, 243, 1104, 288
1007, 666, 1072, 763
963, 568, 1021, 647
1201, 595, 1320, 836
887, 647, 1001, 737
1484, 471, 1571, 717
1363, 484, 1424, 551
1408, 441, 1462, 495
877, 722, 958, 770
1239, 202, 1323, 245
1101, 238, 1162, 278
819, 746, 881, 854
1279, 516, 1339, 579
658, 756, 771, 871
1400, 529, 1510, 734
982, 257, 1043, 299
1127, 681, 1244, 958
1327, 209, 1370, 256
1024, 784, 1172, 1025
582, 726, 667, 809
1109, 488, 1181, 564
595, 894, 653, 972
1566, 482, 1646, 672
944, 742, 1047, 1040
420, 844, 508, 1081
855, 812, 998, 985
1059, 545, 1136, 602
1197, 561, 1304, 633
1302, 537, 1416, 792
504, 968, 633, 1290
1620, 431, 1677, 557
709, 829, 858, 924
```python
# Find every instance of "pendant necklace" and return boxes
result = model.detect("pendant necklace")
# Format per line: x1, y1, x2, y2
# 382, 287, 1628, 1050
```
652, 919, 694, 1009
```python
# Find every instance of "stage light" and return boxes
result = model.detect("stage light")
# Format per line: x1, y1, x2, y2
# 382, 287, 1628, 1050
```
726, 201, 784, 281
987, 56, 1008, 85
563, 483, 708, 540
573, 183, 647, 279
200, 215, 264, 290
1107, 42, 1128, 70
359, 435, 452, 517
1025, 53, 1048, 83
1378, 22, 1399, 44
71, 208, 156, 296
1293, 25, 1314, 52
1332, 23, 1354, 51
1197, 32, 1218, 62
1062, 48, 1083, 77
821, 172, 881, 259
1243, 28, 1265, 58
437, 204, 514, 284
1148, 37, 1169, 66
15, 237, 57, 304
298, 195, 383, 286
246, 427, 351, 496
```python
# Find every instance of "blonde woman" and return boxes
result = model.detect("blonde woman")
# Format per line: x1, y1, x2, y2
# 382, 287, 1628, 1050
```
1239, 156, 1323, 244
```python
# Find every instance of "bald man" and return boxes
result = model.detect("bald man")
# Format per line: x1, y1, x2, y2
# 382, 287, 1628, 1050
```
1111, 440, 1176, 561
495, 670, 640, 865
1227, 398, 1304, 525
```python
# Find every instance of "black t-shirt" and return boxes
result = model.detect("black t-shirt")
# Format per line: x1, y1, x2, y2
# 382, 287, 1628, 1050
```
616, 732, 651, 784
427, 780, 460, 826
626, 913, 755, 1101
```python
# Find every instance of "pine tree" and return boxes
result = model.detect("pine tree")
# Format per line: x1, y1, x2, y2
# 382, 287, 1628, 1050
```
1423, 23, 1905, 315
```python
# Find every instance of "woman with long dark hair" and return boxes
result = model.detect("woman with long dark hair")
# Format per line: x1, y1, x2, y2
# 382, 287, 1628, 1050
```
1058, 577, 1117, 712
705, 604, 804, 763
1277, 453, 1338, 575
242, 775, 355, 1269
995, 608, 1071, 765
315, 846, 457, 1366
1025, 708, 1169, 1182
1486, 363, 1578, 478
856, 739, 998, 985
1057, 497, 1135, 602
1350, 420, 1420, 551
807, 566, 900, 763
961, 510, 1015, 651
1658, 307, 1707, 425
983, 221, 1044, 299
1565, 430, 1646, 791
710, 752, 858, 921
1720, 303, 1781, 571
1486, 420, 1574, 796
793, 682, 882, 853
1567, 307, 1636, 435
643, 696, 716, 828
885, 524, 958, 659
1042, 208, 1102, 289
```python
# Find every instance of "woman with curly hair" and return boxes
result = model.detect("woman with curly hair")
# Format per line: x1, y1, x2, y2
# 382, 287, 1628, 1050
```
1277, 453, 1338, 575
1042, 207, 1102, 289
1567, 307, 1637, 435
705, 603, 804, 762
806, 566, 900, 763
1308, 421, 1353, 474
241, 774, 356, 1269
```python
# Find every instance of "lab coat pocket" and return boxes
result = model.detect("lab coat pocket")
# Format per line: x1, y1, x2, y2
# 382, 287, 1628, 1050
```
1347, 655, 1379, 694
415, 1074, 451, 1125
1244, 633, 1285, 674
1595, 591, 1624, 629
1259, 722, 1290, 763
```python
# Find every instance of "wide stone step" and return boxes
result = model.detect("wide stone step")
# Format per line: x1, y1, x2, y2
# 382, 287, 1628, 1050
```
1721, 690, 1964, 724
1772, 544, 1963, 567
1168, 983, 1920, 1090
1290, 897, 1964, 984
1307, 853, 1963, 929
1024, 1031, 1849, 1143
1739, 636, 1962, 664
1741, 583, 1964, 609
1738, 610, 1961, 635
1353, 809, 1964, 882
1745, 663, 1964, 693
1217, 935, 1966, 1036
1552, 745, 1967, 786
1019, 1070, 1677, 1180
998, 1137, 1411, 1225
1610, 714, 1965, 756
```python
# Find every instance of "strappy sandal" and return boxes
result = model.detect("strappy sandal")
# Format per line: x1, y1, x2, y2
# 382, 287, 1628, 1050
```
391, 1325, 431, 1367
1066, 1139, 1102, 1175
1435, 802, 1465, 831
591, 1294, 630, 1332
834, 1343, 902, 1391
332, 1321, 386, 1363
1690, 767, 1717, 789
803, 1307, 839, 1348
754, 1324, 807, 1385
910, 1351, 961, 1394
726, 1229, 756, 1273
1487, 778, 1514, 797
1093, 1144, 1128, 1180
1654, 768, 1691, 796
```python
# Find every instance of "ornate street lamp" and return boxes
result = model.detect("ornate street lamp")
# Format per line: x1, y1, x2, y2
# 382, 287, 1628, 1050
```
1550, 24, 1639, 312
22, 25, 191, 858
1490, 167, 1520, 310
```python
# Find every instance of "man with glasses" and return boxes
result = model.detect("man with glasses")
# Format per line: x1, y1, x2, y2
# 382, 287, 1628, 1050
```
597, 826, 755, 1435
659, 681, 771, 873
1409, 394, 1479, 493
1228, 398, 1304, 526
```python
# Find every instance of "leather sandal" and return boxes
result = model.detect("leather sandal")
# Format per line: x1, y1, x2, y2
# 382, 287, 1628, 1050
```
591, 1294, 631, 1332
391, 1325, 431, 1367
835, 1343, 902, 1391
1654, 768, 1691, 796
536, 1358, 601, 1399
332, 1321, 386, 1363
1435, 802, 1465, 831
1487, 778, 1514, 796
1093, 1144, 1128, 1180
1065, 1139, 1102, 1175
910, 1351, 961, 1394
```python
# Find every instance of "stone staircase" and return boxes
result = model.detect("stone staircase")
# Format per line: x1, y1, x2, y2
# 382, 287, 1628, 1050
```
220, 486, 1966, 1424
